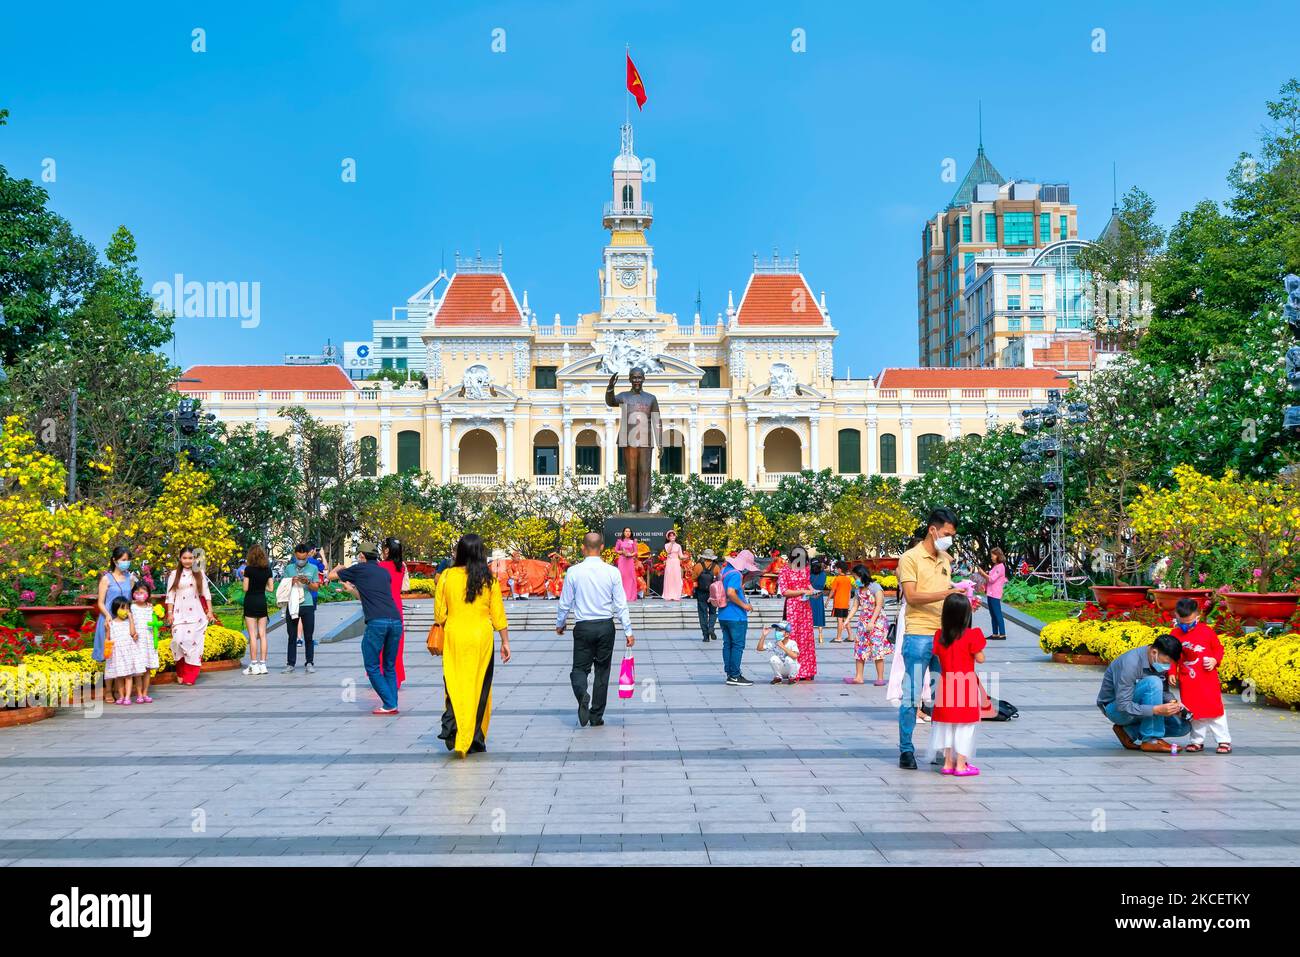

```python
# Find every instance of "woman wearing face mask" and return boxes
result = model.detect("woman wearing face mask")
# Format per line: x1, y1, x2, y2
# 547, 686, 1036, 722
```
94, 547, 138, 700
165, 546, 217, 686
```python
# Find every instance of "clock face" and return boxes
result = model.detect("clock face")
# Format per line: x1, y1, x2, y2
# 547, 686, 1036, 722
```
618, 268, 639, 289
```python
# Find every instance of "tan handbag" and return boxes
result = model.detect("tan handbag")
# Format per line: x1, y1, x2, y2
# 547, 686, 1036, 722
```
426, 575, 446, 656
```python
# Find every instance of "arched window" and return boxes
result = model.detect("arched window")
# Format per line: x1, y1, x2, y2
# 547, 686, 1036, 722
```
917, 433, 943, 474
532, 429, 559, 476
660, 430, 685, 474
360, 436, 378, 477
879, 434, 897, 474
622, 183, 634, 209
837, 428, 861, 474
397, 430, 421, 474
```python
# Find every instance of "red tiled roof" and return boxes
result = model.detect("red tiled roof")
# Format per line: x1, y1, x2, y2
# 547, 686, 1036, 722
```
177, 365, 356, 392
875, 367, 1069, 389
735, 274, 825, 326
433, 273, 523, 326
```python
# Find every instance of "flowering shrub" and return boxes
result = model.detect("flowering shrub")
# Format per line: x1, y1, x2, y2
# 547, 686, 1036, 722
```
872, 574, 898, 589
1127, 466, 1241, 588
0, 417, 124, 600
405, 577, 438, 596
133, 457, 238, 573
1037, 617, 1300, 702
1241, 636, 1300, 706
0, 648, 101, 708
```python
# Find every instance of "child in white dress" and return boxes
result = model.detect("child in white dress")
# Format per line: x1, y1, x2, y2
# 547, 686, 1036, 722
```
129, 582, 159, 703
104, 596, 150, 706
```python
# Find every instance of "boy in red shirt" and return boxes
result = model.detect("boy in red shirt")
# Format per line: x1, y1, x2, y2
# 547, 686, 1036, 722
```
1169, 597, 1232, 754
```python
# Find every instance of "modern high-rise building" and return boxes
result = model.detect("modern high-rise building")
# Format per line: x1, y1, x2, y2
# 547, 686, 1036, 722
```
917, 142, 1103, 372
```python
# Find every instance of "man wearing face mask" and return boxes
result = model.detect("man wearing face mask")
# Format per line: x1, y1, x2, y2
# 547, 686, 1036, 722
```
896, 508, 961, 769
1096, 633, 1191, 753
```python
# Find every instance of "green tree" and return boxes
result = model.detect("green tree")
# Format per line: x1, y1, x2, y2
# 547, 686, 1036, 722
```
901, 426, 1051, 564
0, 109, 100, 365
207, 424, 299, 556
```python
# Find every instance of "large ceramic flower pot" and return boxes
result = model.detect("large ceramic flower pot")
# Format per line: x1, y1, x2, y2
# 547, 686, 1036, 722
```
1149, 588, 1215, 614
1221, 592, 1300, 625
1091, 586, 1151, 611
16, 605, 94, 632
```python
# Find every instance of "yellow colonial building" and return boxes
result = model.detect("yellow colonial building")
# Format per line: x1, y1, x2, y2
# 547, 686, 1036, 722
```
181, 125, 1069, 486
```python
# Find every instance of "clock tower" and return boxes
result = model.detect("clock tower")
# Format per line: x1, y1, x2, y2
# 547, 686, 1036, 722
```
598, 124, 662, 322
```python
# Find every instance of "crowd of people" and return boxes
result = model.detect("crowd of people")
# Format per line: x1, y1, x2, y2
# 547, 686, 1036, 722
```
84, 507, 1237, 767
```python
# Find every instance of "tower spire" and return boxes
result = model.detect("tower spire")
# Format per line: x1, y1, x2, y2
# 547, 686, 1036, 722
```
978, 100, 983, 152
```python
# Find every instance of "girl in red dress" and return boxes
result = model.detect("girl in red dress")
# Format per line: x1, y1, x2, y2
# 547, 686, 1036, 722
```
929, 593, 987, 777
1169, 598, 1231, 753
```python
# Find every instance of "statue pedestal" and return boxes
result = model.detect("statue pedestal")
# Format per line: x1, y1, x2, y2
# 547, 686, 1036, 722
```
604, 513, 675, 555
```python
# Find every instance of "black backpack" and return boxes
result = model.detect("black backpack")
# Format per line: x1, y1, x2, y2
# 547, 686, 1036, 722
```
695, 567, 715, 598
983, 698, 1020, 721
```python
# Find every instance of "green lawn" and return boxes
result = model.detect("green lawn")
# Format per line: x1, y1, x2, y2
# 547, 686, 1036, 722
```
1009, 600, 1083, 625
212, 605, 249, 632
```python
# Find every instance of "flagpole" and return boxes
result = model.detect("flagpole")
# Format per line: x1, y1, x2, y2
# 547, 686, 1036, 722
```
625, 42, 630, 130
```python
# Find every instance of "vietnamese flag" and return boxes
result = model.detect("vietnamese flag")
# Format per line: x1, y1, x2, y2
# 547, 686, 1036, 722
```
626, 52, 647, 109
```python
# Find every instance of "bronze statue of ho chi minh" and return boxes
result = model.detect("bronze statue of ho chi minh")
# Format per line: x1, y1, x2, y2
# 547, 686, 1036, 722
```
605, 367, 662, 513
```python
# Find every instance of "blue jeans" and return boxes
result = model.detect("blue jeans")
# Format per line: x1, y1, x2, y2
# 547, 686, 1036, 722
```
1103, 676, 1192, 743
987, 596, 1005, 636
361, 618, 402, 710
898, 633, 940, 754
719, 618, 747, 678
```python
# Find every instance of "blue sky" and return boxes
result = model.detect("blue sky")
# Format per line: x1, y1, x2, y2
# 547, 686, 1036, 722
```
1, 1, 1295, 374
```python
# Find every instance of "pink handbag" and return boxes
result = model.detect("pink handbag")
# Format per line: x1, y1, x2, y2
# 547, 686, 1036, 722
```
618, 656, 635, 699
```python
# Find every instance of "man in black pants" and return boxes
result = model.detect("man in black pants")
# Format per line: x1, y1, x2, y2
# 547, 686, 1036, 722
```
555, 532, 635, 726
281, 543, 322, 674
694, 550, 720, 642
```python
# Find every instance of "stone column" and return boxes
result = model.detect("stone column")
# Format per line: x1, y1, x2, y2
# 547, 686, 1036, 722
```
379, 419, 392, 476
504, 418, 516, 482
603, 416, 616, 484
746, 415, 759, 486
808, 413, 821, 471
561, 416, 573, 478
441, 419, 452, 483
900, 412, 914, 477
865, 413, 879, 475
688, 404, 700, 475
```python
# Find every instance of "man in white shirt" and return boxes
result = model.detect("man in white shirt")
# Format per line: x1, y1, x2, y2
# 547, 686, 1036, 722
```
556, 532, 636, 727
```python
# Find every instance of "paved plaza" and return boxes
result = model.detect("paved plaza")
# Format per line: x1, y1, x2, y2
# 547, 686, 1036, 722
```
2, 603, 1298, 867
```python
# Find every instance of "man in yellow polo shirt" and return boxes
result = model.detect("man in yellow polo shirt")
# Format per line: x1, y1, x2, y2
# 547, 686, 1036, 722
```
896, 507, 959, 769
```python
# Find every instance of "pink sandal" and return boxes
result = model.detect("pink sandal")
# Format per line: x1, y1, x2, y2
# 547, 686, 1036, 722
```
114, 697, 127, 705
136, 695, 152, 704
954, 766, 980, 777
940, 767, 956, 775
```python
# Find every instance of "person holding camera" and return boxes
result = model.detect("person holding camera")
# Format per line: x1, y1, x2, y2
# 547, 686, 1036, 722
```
760, 621, 799, 685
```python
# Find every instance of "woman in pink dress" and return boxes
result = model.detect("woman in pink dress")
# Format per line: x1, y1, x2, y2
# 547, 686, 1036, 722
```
662, 530, 684, 602
165, 546, 216, 685
615, 527, 638, 602
376, 537, 410, 690
778, 551, 819, 681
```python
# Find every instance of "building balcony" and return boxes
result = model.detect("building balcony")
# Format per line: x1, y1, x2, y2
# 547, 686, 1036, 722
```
602, 201, 653, 224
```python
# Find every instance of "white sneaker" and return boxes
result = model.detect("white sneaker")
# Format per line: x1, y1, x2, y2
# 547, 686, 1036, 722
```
243, 663, 257, 676
257, 662, 268, 675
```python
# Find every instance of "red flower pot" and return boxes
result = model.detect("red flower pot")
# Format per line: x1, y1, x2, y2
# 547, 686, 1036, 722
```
16, 606, 94, 632
1221, 592, 1300, 625
1150, 588, 1215, 614
863, 557, 900, 575
1090, 586, 1151, 611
